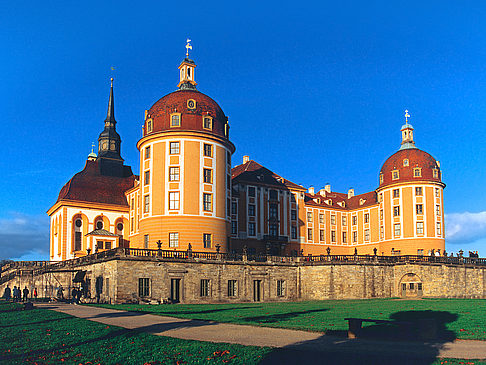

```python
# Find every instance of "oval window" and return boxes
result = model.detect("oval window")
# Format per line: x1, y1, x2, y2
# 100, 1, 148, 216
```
117, 223, 123, 231
75, 219, 82, 228
96, 221, 103, 230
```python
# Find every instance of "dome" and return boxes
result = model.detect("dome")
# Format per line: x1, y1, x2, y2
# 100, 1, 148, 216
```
379, 148, 442, 188
144, 89, 228, 139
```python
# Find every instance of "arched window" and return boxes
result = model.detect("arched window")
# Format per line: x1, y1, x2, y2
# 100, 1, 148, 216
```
74, 217, 82, 251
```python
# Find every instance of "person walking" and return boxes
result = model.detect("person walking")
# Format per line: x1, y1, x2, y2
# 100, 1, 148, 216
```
3, 285, 11, 301
33, 288, 38, 301
71, 287, 78, 304
12, 286, 18, 302
22, 286, 29, 302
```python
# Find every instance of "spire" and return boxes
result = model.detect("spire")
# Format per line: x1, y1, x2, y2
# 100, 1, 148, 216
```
178, 39, 197, 90
105, 78, 115, 123
400, 109, 416, 150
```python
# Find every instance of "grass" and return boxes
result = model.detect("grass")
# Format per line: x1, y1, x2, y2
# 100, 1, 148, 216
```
93, 298, 486, 341
0, 301, 270, 364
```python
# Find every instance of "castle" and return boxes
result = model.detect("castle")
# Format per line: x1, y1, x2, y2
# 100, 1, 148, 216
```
47, 46, 445, 262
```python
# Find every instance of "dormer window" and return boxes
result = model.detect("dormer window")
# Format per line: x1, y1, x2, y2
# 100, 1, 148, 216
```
392, 170, 399, 180
403, 159, 409, 167
147, 118, 153, 133
433, 169, 438, 178
203, 116, 213, 130
413, 168, 421, 177
379, 173, 384, 184
170, 113, 181, 127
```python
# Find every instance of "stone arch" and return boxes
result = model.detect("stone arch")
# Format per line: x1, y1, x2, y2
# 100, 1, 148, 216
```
399, 273, 423, 297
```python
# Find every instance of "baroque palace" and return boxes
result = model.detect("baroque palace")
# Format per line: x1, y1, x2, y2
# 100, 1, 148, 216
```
47, 48, 445, 262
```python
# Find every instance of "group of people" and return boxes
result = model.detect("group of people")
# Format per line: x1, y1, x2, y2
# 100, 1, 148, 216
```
2, 285, 37, 302
469, 251, 480, 258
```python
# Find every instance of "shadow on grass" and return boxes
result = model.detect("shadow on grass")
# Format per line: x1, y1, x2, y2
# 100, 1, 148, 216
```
242, 309, 329, 324
262, 310, 459, 365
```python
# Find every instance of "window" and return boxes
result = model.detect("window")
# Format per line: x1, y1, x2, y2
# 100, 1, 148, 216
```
416, 221, 424, 235
105, 241, 112, 250
144, 195, 150, 213
436, 205, 440, 215
170, 141, 180, 154
409, 283, 415, 290
276, 280, 285, 297
319, 213, 324, 224
131, 217, 134, 232
291, 226, 297, 239
379, 173, 384, 184
96, 240, 104, 250
436, 222, 441, 235
307, 228, 313, 240
342, 216, 347, 226
145, 146, 151, 159
144, 234, 149, 248
291, 194, 296, 202
319, 229, 325, 241
203, 143, 212, 157
416, 204, 423, 215
269, 190, 278, 200
393, 189, 400, 198
414, 168, 422, 177
342, 231, 347, 243
248, 222, 256, 236
269, 204, 278, 218
203, 116, 212, 130
169, 167, 180, 181
352, 216, 357, 225
393, 206, 400, 216
226, 151, 231, 165
203, 193, 212, 211
231, 221, 237, 235
380, 226, 384, 239
169, 191, 180, 210
228, 280, 237, 297
435, 188, 440, 197
392, 170, 399, 180
248, 186, 256, 197
403, 159, 409, 166
353, 231, 357, 243
307, 212, 312, 222
331, 215, 336, 225
96, 220, 103, 230
291, 209, 297, 221
203, 233, 212, 248
231, 202, 237, 215
394, 223, 401, 236
248, 204, 255, 216
433, 169, 438, 178
417, 249, 424, 255
171, 114, 180, 127
415, 187, 423, 196
331, 230, 336, 242
116, 223, 123, 233
380, 209, 383, 220
138, 278, 150, 297
144, 170, 150, 185
200, 279, 210, 297
269, 224, 278, 236
147, 119, 152, 133
364, 213, 369, 223
131, 198, 134, 210
74, 232, 82, 251
418, 283, 423, 291
169, 232, 179, 247
203, 168, 212, 183
365, 229, 370, 241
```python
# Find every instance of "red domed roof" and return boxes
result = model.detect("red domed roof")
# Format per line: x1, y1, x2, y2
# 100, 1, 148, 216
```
379, 148, 442, 188
145, 89, 228, 139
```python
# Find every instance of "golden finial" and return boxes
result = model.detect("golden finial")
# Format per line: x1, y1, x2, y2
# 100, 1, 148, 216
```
91, 142, 95, 153
404, 110, 410, 123
185, 38, 192, 57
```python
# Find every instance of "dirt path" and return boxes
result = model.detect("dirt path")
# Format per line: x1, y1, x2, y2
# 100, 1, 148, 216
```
37, 303, 486, 362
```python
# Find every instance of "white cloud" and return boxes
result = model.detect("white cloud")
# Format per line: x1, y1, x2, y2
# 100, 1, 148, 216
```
445, 211, 486, 245
0, 212, 49, 260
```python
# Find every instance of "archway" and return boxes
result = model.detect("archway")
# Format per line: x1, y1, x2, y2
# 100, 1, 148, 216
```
399, 273, 423, 297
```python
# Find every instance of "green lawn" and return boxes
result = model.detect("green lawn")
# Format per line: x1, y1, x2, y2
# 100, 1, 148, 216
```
93, 298, 486, 341
0, 302, 270, 364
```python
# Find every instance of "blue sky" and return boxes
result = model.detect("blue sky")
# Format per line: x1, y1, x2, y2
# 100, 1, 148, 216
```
1, 1, 486, 260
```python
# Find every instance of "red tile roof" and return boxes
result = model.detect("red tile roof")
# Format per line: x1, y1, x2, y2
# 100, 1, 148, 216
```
56, 160, 136, 207
304, 190, 377, 210
232, 160, 306, 191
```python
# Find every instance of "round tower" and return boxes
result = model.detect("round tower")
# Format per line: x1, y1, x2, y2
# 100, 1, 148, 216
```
376, 111, 445, 256
132, 46, 235, 252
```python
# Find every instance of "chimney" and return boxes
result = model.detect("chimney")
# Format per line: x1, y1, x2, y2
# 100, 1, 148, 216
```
319, 189, 326, 197
348, 188, 354, 199
243, 155, 250, 164
308, 186, 315, 195
325, 184, 331, 193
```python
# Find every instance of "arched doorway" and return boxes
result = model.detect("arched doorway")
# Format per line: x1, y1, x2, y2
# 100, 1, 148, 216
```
399, 273, 423, 297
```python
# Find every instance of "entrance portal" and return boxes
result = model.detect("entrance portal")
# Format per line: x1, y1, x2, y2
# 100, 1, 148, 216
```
399, 273, 423, 297
253, 280, 262, 301
171, 278, 181, 303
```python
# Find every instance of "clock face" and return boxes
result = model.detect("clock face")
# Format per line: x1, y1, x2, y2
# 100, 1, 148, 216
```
187, 99, 196, 109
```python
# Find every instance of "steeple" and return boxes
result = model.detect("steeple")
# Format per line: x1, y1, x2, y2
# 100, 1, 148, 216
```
178, 39, 197, 90
399, 110, 416, 150
97, 78, 124, 176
